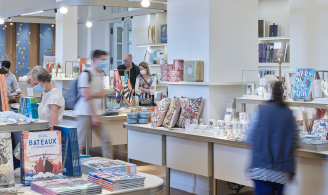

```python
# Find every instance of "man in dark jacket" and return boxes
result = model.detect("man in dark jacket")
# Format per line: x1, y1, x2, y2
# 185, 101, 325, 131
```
117, 53, 140, 91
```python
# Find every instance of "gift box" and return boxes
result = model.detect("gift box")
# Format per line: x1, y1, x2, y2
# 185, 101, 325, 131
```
168, 76, 183, 82
183, 60, 204, 82
161, 64, 184, 82
168, 70, 183, 77
173, 59, 184, 70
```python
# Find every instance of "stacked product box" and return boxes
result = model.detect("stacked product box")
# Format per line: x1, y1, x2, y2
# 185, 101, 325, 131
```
160, 59, 184, 82
54, 125, 82, 177
183, 60, 204, 82
80, 158, 137, 174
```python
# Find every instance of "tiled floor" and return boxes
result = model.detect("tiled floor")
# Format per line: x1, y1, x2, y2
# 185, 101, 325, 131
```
89, 145, 254, 195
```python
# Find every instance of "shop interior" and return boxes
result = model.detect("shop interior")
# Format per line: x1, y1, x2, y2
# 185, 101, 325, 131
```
0, 0, 327, 195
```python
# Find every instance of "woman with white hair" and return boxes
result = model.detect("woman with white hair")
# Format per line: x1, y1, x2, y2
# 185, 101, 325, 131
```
26, 66, 65, 129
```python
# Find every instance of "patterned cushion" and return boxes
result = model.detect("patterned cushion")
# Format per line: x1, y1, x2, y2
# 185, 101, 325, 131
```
151, 98, 171, 127
162, 98, 181, 129
177, 97, 203, 128
311, 120, 328, 139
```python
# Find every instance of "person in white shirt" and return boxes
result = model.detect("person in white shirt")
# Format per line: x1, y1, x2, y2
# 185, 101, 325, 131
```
74, 50, 112, 158
26, 66, 65, 129
135, 62, 156, 106
2, 61, 21, 99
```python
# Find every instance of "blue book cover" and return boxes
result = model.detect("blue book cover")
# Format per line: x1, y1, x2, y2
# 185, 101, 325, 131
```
161, 24, 167, 43
291, 68, 314, 100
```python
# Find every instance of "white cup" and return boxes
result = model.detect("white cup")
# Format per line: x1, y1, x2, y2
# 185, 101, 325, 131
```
213, 127, 220, 133
219, 129, 225, 137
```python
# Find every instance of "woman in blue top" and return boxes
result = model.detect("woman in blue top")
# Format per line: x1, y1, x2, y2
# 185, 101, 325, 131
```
246, 82, 299, 195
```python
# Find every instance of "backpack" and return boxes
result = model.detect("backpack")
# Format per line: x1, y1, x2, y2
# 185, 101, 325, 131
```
64, 70, 91, 110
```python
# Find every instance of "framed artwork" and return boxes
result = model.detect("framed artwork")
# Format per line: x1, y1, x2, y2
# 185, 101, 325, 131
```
285, 70, 295, 97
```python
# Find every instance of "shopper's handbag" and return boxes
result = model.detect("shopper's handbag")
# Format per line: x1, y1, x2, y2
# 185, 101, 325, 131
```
140, 76, 153, 105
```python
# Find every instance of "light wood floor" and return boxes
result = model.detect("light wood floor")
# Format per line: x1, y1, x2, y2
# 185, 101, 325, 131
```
89, 145, 253, 195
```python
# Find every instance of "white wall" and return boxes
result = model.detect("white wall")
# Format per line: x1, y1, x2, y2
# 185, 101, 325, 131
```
259, 0, 290, 37
131, 15, 149, 64
290, 0, 328, 70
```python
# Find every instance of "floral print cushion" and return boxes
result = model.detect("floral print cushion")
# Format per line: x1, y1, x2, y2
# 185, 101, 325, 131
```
163, 98, 181, 129
151, 98, 171, 127
311, 120, 328, 139
177, 97, 203, 128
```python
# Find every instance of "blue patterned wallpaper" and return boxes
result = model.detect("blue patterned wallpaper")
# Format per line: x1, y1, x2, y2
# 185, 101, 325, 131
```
0, 24, 6, 61
40, 24, 54, 66
16, 23, 30, 76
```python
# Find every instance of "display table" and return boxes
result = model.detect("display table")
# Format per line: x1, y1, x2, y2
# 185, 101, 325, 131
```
124, 123, 328, 195
61, 111, 127, 155
13, 172, 164, 195
0, 120, 49, 132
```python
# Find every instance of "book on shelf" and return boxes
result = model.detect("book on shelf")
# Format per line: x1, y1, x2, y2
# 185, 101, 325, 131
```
265, 43, 274, 63
269, 23, 278, 37
258, 20, 265, 37
258, 43, 267, 63
271, 42, 288, 63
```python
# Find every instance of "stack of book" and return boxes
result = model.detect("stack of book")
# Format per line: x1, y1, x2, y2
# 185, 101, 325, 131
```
0, 133, 15, 188
21, 131, 63, 185
0, 188, 35, 194
31, 178, 102, 195
258, 42, 288, 63
87, 171, 145, 192
54, 125, 82, 177
81, 158, 137, 174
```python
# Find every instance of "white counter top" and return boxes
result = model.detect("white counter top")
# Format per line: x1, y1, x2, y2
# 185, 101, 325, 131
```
63, 110, 127, 120
0, 120, 49, 132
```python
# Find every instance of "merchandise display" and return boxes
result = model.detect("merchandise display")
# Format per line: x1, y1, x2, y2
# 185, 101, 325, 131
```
151, 98, 170, 127
31, 178, 102, 195
0, 188, 35, 194
21, 131, 63, 185
81, 158, 137, 174
258, 42, 288, 63
54, 125, 81, 177
269, 23, 278, 37
87, 171, 146, 192
291, 68, 314, 100
183, 60, 204, 82
160, 64, 183, 82
161, 24, 167, 43
162, 98, 181, 129
321, 79, 328, 96
0, 133, 15, 188
19, 97, 39, 119
311, 120, 328, 139
177, 97, 203, 128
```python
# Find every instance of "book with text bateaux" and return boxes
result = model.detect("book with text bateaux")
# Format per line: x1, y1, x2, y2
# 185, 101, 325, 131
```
21, 131, 63, 185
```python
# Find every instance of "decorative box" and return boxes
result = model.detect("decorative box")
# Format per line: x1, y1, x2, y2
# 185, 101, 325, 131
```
168, 76, 183, 82
183, 60, 204, 82
127, 118, 138, 124
194, 129, 203, 135
127, 112, 139, 119
173, 59, 184, 70
139, 112, 150, 119
138, 118, 148, 124
161, 24, 167, 43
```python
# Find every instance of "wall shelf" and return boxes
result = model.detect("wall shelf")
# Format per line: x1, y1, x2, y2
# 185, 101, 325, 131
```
157, 84, 168, 87
161, 81, 243, 86
149, 64, 161, 67
258, 63, 290, 67
258, 36, 290, 41
137, 43, 168, 47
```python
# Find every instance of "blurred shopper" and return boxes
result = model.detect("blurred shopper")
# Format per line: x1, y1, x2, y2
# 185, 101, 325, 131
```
2, 61, 21, 96
246, 82, 298, 195
118, 53, 140, 91
0, 67, 12, 111
135, 62, 156, 106
0, 66, 18, 100
26, 66, 65, 129
74, 50, 112, 158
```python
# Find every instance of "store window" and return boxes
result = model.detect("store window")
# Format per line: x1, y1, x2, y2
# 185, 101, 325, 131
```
112, 21, 132, 68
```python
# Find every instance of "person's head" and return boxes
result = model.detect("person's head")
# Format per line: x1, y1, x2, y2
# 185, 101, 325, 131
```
2, 61, 11, 70
123, 53, 133, 68
139, 62, 151, 76
26, 66, 52, 93
92, 50, 108, 69
271, 81, 286, 107
0, 67, 9, 77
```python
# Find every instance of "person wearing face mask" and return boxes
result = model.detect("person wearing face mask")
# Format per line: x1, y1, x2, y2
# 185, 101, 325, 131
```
2, 61, 21, 99
117, 53, 140, 92
74, 50, 112, 158
26, 66, 65, 129
135, 62, 157, 106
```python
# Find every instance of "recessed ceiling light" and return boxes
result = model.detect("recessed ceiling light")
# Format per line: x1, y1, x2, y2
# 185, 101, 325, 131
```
86, 22, 92, 28
141, 0, 150, 7
60, 7, 68, 14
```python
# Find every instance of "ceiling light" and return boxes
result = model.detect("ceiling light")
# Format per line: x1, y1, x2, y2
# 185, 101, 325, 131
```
21, 11, 43, 16
52, 24, 54, 27
86, 22, 92, 28
60, 7, 68, 14
0, 19, 4, 25
10, 23, 13, 25
141, 0, 150, 7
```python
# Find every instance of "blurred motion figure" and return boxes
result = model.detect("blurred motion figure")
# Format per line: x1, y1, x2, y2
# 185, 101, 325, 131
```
246, 82, 298, 195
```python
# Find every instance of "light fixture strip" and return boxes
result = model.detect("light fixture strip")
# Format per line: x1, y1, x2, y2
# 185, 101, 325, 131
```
21, 11, 44, 16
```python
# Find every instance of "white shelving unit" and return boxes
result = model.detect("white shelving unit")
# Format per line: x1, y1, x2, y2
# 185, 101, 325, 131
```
149, 64, 161, 67
162, 81, 243, 86
258, 36, 290, 41
137, 43, 167, 47
258, 63, 290, 67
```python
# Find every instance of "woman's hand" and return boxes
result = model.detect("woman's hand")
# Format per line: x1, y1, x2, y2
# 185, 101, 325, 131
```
138, 87, 143, 90
92, 115, 101, 127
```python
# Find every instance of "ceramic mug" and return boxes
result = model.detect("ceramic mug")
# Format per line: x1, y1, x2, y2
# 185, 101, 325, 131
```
219, 129, 225, 137
209, 119, 216, 128
217, 120, 225, 127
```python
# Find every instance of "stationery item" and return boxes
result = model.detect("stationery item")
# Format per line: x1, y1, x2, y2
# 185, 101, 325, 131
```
213, 127, 220, 133
173, 59, 184, 70
247, 84, 255, 95
311, 120, 328, 139
54, 125, 82, 177
226, 122, 233, 130
127, 112, 139, 119
21, 131, 63, 185
224, 112, 232, 122
186, 128, 194, 134
208, 119, 216, 128
217, 120, 225, 127
161, 24, 167, 43
291, 68, 314, 100
0, 133, 14, 188
183, 60, 204, 82
269, 23, 278, 37
271, 42, 288, 63
321, 79, 328, 96
81, 159, 137, 174
157, 73, 162, 83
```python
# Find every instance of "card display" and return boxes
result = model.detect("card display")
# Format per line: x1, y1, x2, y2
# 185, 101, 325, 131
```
291, 68, 314, 100
21, 131, 63, 185
0, 133, 15, 188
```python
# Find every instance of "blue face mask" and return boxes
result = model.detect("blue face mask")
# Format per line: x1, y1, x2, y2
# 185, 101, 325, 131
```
97, 61, 108, 69
124, 61, 130, 68
34, 83, 45, 93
